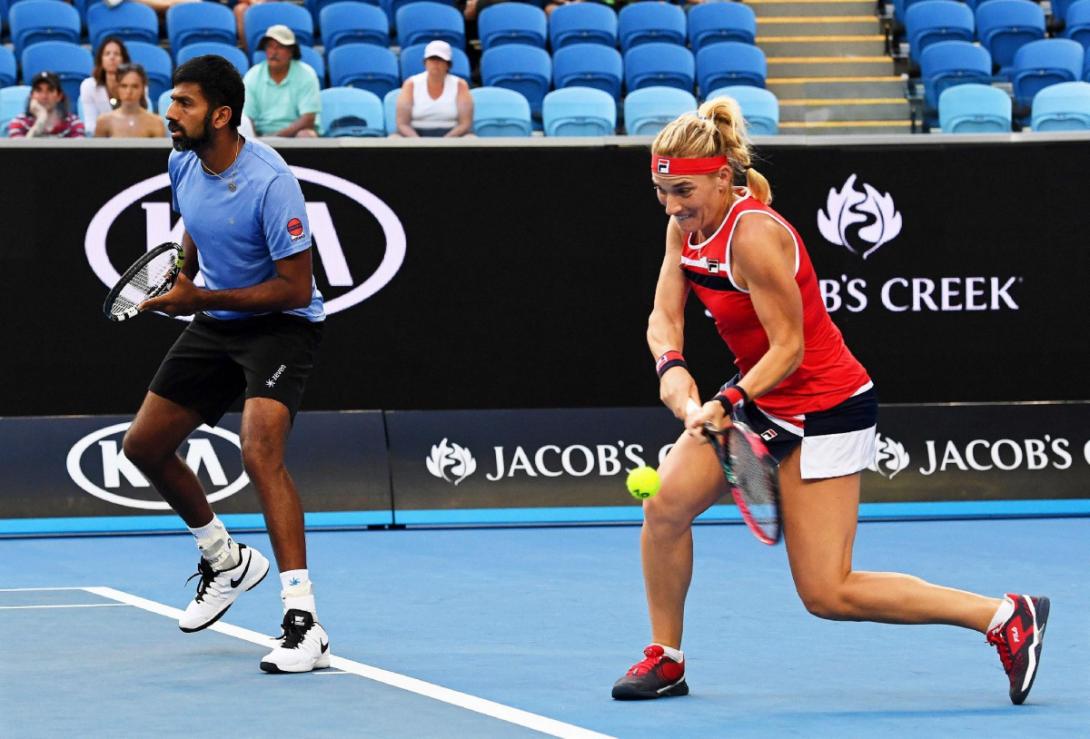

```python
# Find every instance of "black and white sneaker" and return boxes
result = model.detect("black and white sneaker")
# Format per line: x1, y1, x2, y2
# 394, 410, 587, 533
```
178, 543, 270, 633
260, 609, 331, 674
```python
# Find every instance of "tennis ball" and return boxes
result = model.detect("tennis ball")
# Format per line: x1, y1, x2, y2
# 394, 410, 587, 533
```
626, 466, 661, 500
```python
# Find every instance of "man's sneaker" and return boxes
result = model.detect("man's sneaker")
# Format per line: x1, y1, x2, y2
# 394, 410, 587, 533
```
612, 645, 689, 700
178, 543, 270, 633
986, 593, 1050, 705
260, 609, 331, 674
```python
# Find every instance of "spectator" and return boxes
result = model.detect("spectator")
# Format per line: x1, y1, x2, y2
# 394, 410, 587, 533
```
8, 72, 85, 138
395, 40, 474, 138
80, 37, 142, 135
234, 0, 267, 51
242, 25, 320, 138
94, 64, 166, 138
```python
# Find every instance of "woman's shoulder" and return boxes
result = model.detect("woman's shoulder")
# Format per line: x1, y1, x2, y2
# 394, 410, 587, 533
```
79, 77, 100, 94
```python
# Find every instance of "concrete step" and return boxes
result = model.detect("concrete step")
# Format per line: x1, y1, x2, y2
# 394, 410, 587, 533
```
758, 37, 887, 56
748, 0, 879, 18
777, 97, 910, 122
756, 16, 883, 36
778, 119, 913, 134
767, 56, 896, 76
767, 76, 906, 98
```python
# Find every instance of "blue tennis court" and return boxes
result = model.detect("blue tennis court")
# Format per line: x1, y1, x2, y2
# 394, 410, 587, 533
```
3, 518, 1087, 737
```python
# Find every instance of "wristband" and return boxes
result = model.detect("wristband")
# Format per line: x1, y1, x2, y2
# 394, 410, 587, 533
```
655, 350, 687, 379
714, 385, 748, 413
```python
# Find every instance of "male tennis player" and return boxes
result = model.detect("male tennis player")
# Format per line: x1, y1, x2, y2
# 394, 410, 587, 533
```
611, 98, 1048, 704
122, 55, 328, 673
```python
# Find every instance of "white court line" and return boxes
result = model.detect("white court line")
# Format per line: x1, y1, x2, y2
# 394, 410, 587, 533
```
83, 586, 614, 739
0, 603, 130, 610
0, 587, 95, 592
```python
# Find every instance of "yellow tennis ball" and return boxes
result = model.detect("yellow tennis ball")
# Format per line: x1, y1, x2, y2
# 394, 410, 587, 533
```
626, 466, 661, 500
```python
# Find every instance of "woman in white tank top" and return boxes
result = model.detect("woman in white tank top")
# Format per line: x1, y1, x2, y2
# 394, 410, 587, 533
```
394, 40, 474, 137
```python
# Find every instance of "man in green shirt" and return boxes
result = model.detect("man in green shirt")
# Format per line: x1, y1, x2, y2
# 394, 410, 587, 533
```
242, 25, 321, 137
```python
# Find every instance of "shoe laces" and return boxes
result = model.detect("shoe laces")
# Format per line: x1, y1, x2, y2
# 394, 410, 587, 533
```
185, 559, 217, 604
987, 627, 1013, 673
627, 645, 665, 677
275, 610, 314, 650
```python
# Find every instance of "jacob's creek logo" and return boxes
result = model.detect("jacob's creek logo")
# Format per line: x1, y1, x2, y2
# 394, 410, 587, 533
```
817, 174, 902, 259
84, 167, 406, 318
869, 433, 909, 479
425, 438, 477, 485
67, 422, 248, 509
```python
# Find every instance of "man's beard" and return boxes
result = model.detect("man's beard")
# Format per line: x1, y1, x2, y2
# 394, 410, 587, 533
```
169, 111, 214, 152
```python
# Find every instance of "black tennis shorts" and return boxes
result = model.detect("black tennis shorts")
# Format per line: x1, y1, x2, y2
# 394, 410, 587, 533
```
149, 312, 323, 426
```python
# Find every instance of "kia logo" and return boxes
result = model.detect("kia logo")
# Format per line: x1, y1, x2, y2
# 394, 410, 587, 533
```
84, 167, 406, 317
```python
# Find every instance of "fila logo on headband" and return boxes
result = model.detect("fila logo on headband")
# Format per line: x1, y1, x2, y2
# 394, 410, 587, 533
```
656, 158, 671, 174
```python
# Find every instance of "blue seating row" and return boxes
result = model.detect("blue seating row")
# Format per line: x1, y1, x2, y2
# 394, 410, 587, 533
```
938, 80, 1090, 131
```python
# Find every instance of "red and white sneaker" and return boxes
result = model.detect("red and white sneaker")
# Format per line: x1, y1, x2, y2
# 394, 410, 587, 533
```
611, 645, 689, 700
986, 593, 1050, 705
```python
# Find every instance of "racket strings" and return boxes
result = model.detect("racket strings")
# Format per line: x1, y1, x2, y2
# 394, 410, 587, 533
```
729, 431, 778, 528
106, 251, 177, 317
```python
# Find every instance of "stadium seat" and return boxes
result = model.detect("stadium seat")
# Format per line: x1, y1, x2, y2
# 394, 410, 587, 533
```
157, 88, 172, 115
320, 86, 385, 136
894, 0, 936, 24
548, 3, 617, 50
480, 43, 552, 117
126, 42, 173, 104
697, 41, 766, 94
87, 2, 159, 51
176, 42, 251, 76
552, 43, 623, 101
320, 2, 389, 50
395, 2, 465, 48
1063, 0, 1090, 52
625, 42, 695, 93
1010, 38, 1083, 109
687, 2, 757, 52
244, 3, 315, 54
478, 3, 546, 50
252, 45, 326, 85
1031, 80, 1090, 130
623, 86, 696, 135
938, 83, 1011, 132
975, 0, 1045, 76
0, 48, 15, 89
399, 42, 471, 80
542, 86, 615, 136
22, 41, 91, 103
905, 1, 975, 63
0, 85, 30, 137
470, 86, 532, 136
618, 2, 686, 52
381, 0, 456, 31
328, 43, 399, 97
0, 0, 8, 39
10, 0, 80, 58
383, 86, 398, 133
707, 84, 779, 135
167, 3, 237, 56
918, 40, 992, 112
1050, 0, 1080, 23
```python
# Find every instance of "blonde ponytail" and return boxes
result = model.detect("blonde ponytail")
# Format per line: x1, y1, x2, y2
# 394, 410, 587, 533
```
650, 96, 772, 204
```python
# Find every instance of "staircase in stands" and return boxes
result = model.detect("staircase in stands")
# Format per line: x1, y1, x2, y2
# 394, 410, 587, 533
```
750, 0, 911, 134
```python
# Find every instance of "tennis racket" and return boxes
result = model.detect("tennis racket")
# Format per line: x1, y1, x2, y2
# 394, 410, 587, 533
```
688, 398, 782, 545
102, 242, 185, 322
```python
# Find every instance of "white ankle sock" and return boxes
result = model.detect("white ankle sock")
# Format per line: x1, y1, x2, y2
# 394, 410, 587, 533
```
655, 643, 684, 662
281, 570, 316, 616
188, 516, 239, 570
988, 596, 1015, 632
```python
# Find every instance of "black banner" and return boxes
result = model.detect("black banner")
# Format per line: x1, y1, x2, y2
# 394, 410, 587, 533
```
1, 140, 1087, 418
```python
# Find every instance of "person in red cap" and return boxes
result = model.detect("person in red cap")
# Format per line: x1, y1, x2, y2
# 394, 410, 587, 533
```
8, 72, 84, 138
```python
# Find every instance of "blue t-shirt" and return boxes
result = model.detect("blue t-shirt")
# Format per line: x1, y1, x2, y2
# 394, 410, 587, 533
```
168, 138, 324, 321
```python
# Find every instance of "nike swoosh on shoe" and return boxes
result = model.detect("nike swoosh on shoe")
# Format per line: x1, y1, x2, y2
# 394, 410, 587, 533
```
229, 550, 252, 588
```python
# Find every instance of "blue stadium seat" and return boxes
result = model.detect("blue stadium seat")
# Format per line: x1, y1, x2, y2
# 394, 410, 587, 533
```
1031, 80, 1090, 130
1010, 38, 1083, 109
126, 41, 173, 104
320, 2, 389, 50
384, 86, 398, 133
306, 0, 379, 28
905, 1, 975, 63
328, 43, 399, 97
618, 2, 686, 52
687, 2, 756, 52
176, 42, 251, 76
938, 83, 1011, 132
10, 0, 81, 59
552, 43, 623, 101
470, 86, 532, 136
244, 3, 315, 54
1050, 0, 1080, 22
320, 86, 385, 136
0, 48, 15, 89
894, 0, 937, 24
252, 45, 326, 85
548, 3, 617, 50
381, 0, 455, 31
625, 42, 695, 92
22, 41, 92, 103
975, 0, 1045, 76
157, 87, 172, 115
1, 85, 31, 136
480, 43, 551, 116
87, 2, 159, 51
697, 41, 766, 94
1063, 0, 1090, 53
399, 42, 470, 80
0, 0, 8, 39
395, 2, 464, 48
707, 84, 779, 135
623, 86, 696, 135
167, 3, 237, 56
542, 86, 615, 136
918, 40, 992, 112
478, 3, 546, 50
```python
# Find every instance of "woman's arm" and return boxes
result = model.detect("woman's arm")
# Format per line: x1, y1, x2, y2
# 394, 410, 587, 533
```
395, 80, 418, 137
648, 218, 699, 419
445, 78, 474, 137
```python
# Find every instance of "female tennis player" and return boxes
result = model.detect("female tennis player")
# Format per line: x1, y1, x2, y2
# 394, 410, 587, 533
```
611, 98, 1048, 705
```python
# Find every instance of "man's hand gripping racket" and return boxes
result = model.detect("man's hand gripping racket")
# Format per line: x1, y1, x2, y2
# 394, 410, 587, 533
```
102, 242, 185, 322
687, 398, 782, 545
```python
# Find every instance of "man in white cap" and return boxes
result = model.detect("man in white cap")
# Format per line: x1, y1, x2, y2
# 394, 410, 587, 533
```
395, 39, 474, 137
242, 24, 321, 138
